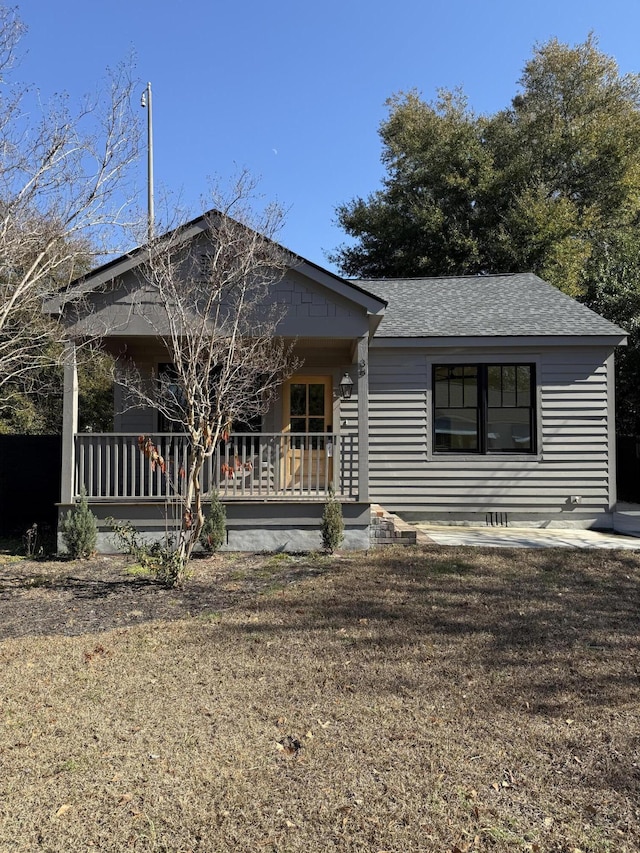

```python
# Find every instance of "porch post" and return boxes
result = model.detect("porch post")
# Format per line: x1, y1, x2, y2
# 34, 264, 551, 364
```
357, 335, 369, 502
60, 341, 78, 504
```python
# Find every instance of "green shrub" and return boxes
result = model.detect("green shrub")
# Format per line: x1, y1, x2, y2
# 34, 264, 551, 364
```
321, 486, 344, 553
60, 491, 98, 558
107, 518, 183, 586
200, 493, 226, 552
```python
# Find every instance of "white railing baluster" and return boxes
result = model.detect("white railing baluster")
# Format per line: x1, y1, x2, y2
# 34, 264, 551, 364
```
73, 432, 348, 501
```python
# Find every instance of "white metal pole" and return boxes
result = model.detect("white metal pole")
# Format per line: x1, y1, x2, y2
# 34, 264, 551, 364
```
141, 82, 154, 241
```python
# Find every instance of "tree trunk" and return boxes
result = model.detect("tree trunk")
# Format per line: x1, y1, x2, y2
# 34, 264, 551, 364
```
175, 445, 206, 580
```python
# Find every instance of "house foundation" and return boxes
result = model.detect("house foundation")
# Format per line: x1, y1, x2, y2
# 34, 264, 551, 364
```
57, 500, 372, 554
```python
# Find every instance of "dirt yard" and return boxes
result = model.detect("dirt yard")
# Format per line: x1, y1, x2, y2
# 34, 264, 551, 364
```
0, 546, 638, 852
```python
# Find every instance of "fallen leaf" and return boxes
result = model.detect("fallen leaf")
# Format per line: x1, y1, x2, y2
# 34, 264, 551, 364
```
277, 735, 303, 756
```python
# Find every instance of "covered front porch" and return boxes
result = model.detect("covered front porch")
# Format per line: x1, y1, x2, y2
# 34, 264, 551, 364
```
50, 232, 387, 552
59, 336, 373, 551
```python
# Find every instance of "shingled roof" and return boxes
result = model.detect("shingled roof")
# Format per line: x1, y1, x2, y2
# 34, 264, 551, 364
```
356, 273, 626, 339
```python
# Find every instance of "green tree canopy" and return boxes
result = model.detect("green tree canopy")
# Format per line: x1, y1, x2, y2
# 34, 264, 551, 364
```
332, 34, 640, 433
333, 90, 493, 278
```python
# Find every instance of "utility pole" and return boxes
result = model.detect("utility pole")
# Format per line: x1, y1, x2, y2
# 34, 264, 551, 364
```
141, 81, 154, 241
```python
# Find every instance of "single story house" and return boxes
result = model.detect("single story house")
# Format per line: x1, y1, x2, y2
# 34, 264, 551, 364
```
45, 213, 627, 551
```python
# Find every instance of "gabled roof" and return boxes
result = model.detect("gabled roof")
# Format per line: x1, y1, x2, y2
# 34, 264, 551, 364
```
358, 273, 626, 339
44, 210, 387, 318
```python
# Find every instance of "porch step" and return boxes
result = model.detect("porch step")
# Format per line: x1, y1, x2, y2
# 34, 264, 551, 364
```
370, 504, 417, 547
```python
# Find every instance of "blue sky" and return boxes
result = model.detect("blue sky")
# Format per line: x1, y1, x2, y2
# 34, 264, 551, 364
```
17, 0, 640, 271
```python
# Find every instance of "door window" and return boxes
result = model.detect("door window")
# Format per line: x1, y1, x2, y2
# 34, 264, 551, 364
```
288, 380, 329, 448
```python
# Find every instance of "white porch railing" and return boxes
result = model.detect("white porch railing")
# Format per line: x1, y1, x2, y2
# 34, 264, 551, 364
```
74, 433, 357, 500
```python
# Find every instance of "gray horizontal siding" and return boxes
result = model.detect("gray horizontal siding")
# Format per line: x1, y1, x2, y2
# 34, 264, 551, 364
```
367, 346, 615, 517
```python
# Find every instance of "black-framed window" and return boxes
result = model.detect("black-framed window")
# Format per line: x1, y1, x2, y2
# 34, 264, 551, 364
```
433, 364, 535, 453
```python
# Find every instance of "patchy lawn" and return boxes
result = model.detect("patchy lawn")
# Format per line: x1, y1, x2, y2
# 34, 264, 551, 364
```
0, 546, 638, 852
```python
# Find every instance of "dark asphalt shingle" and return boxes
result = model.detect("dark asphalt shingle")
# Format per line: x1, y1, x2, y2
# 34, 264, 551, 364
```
356, 273, 626, 338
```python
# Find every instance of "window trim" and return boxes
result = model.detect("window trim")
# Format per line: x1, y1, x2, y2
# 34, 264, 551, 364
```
431, 360, 538, 456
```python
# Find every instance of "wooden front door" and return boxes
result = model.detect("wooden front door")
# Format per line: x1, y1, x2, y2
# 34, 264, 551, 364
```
282, 376, 333, 490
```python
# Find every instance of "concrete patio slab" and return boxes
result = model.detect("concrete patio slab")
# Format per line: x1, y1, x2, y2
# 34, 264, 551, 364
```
412, 524, 640, 550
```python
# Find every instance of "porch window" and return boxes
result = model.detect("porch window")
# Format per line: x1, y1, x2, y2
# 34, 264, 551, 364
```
157, 363, 185, 433
433, 364, 535, 453
156, 363, 262, 435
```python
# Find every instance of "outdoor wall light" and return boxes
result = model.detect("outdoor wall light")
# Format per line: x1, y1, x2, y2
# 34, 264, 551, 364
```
339, 372, 354, 400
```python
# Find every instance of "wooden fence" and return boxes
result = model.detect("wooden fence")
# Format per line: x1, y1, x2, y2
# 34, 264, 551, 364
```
0, 435, 61, 536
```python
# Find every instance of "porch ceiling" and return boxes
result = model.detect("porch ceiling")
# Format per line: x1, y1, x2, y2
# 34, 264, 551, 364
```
91, 336, 356, 360
292, 337, 355, 349
290, 338, 355, 364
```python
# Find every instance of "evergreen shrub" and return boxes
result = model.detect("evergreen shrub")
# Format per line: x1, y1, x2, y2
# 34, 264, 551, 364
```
60, 490, 98, 558
200, 492, 226, 552
321, 486, 344, 553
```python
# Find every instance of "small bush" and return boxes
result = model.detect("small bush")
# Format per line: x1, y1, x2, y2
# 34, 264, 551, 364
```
60, 491, 98, 558
107, 518, 184, 586
200, 493, 226, 552
321, 486, 344, 553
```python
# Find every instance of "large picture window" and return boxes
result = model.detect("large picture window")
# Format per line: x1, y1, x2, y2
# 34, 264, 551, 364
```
433, 364, 535, 453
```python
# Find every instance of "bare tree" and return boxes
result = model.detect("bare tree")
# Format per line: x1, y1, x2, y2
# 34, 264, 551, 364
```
119, 175, 298, 580
0, 5, 139, 398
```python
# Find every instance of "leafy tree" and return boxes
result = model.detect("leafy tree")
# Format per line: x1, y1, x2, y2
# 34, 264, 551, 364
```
484, 35, 640, 296
333, 35, 640, 289
582, 231, 640, 435
332, 34, 640, 434
333, 89, 493, 278
0, 351, 114, 435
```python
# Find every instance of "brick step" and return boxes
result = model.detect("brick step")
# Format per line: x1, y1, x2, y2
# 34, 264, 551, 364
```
370, 504, 417, 546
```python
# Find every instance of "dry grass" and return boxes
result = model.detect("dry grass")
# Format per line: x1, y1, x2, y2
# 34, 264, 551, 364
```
0, 545, 638, 852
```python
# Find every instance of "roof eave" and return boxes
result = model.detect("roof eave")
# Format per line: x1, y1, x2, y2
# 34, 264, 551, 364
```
370, 334, 628, 348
